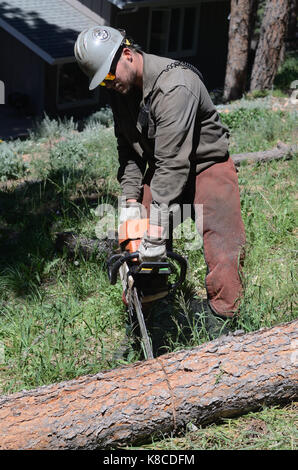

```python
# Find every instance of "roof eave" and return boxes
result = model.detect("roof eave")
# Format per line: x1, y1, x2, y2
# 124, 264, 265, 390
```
0, 0, 106, 65
113, 0, 202, 10
0, 17, 55, 64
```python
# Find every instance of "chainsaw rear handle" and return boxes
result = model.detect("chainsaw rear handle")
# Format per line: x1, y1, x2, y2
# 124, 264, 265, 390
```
107, 252, 139, 285
107, 250, 187, 289
166, 251, 187, 290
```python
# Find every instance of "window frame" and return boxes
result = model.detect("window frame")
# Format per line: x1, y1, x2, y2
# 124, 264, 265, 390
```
147, 4, 200, 58
56, 61, 99, 110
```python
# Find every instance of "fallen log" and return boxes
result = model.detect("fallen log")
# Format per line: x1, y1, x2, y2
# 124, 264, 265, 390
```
54, 231, 118, 259
231, 142, 297, 166
0, 320, 297, 450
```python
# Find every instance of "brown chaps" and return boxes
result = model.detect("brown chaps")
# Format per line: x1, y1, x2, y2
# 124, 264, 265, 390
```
141, 157, 246, 318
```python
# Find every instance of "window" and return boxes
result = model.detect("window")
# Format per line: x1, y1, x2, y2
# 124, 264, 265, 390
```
148, 5, 200, 57
57, 62, 98, 109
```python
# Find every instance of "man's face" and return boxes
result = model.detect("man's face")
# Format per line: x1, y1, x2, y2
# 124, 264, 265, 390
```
105, 49, 137, 94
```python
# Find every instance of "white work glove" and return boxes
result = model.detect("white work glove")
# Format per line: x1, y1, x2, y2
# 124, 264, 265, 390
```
138, 237, 167, 262
118, 201, 146, 226
138, 202, 169, 263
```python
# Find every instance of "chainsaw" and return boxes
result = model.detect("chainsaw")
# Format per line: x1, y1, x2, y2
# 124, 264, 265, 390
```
107, 218, 187, 359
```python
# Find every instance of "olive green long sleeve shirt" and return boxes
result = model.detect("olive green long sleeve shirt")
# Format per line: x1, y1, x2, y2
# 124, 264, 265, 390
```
110, 52, 229, 207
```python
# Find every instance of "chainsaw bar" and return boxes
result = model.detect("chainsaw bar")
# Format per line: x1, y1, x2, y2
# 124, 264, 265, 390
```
107, 249, 187, 360
119, 260, 154, 360
130, 286, 154, 360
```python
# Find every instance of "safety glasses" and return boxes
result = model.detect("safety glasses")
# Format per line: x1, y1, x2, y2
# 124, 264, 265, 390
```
99, 72, 116, 87
99, 39, 130, 87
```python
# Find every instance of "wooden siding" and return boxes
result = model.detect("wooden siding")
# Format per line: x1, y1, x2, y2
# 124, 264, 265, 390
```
113, 1, 230, 90
114, 7, 150, 50
0, 28, 45, 115
196, 1, 230, 89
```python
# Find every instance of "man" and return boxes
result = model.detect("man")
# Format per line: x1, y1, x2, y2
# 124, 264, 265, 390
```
74, 26, 246, 328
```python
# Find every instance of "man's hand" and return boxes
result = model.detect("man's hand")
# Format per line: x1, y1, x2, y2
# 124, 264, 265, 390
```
119, 200, 145, 225
138, 201, 169, 263
138, 228, 167, 263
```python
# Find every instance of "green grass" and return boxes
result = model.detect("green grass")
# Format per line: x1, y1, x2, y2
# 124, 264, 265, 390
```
0, 119, 123, 393
0, 104, 297, 448
220, 107, 297, 153
136, 404, 298, 450
236, 157, 297, 330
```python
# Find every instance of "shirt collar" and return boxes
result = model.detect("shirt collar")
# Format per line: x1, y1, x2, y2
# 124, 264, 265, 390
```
142, 52, 172, 100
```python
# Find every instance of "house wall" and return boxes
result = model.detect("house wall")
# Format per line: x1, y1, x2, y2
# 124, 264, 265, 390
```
0, 28, 45, 115
113, 7, 150, 51
44, 63, 58, 116
111, 1, 230, 90
196, 0, 230, 89
44, 62, 103, 119
0, 0, 230, 123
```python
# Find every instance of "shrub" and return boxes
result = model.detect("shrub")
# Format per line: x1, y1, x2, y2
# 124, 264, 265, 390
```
47, 138, 91, 181
29, 114, 78, 140
0, 142, 28, 180
220, 107, 275, 130
220, 107, 297, 153
83, 106, 114, 129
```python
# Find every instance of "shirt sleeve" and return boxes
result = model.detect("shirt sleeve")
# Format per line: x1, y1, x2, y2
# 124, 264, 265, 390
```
149, 85, 198, 207
114, 117, 146, 202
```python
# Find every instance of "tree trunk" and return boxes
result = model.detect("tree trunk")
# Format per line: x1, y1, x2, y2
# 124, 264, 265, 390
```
250, 0, 290, 91
231, 141, 297, 165
224, 0, 257, 101
0, 320, 297, 450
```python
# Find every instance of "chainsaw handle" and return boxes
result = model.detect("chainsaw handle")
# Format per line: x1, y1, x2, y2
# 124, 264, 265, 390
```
107, 252, 139, 285
107, 250, 187, 289
166, 251, 188, 290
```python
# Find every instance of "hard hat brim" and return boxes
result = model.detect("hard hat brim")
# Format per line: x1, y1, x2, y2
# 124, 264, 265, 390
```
88, 35, 123, 90
89, 60, 111, 90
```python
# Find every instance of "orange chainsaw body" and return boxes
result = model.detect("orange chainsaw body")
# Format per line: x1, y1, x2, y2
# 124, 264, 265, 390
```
117, 218, 170, 305
118, 218, 149, 253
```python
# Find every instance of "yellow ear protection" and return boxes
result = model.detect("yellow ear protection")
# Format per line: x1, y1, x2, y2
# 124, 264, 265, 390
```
100, 38, 131, 86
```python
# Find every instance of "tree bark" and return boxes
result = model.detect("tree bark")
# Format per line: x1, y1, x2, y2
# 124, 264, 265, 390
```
231, 141, 297, 166
250, 0, 290, 91
54, 231, 118, 259
224, 0, 257, 101
0, 320, 297, 450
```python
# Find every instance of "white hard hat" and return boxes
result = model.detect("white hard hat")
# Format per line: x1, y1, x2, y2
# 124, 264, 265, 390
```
74, 26, 124, 90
